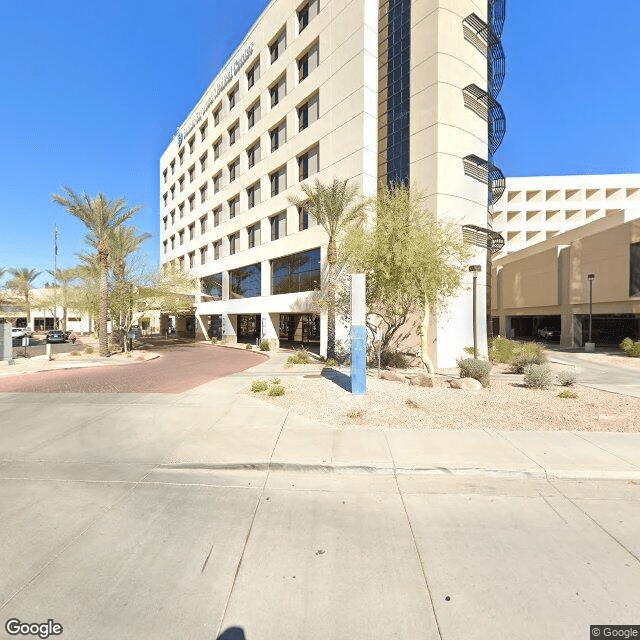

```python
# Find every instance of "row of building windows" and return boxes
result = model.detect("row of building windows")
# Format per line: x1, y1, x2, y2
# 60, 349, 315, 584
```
200, 247, 321, 300
162, 0, 320, 188
162, 144, 320, 234
163, 207, 318, 265
162, 93, 320, 210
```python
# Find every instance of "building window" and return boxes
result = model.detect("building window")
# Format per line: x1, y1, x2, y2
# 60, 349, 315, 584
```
178, 256, 185, 270
229, 232, 240, 255
170, 160, 175, 174
201, 273, 223, 300
631, 242, 640, 297
229, 121, 239, 146
200, 183, 208, 203
189, 251, 195, 268
200, 245, 208, 264
163, 216, 168, 231
270, 166, 287, 196
298, 145, 319, 180
179, 149, 185, 165
269, 28, 286, 64
189, 165, 195, 183
213, 105, 221, 126
297, 42, 319, 82
248, 223, 261, 249
189, 223, 195, 241
228, 83, 239, 110
213, 137, 222, 160
188, 136, 196, 154
228, 195, 239, 219
179, 203, 185, 218
298, 0, 319, 33
213, 207, 221, 227
179, 230, 185, 245
270, 120, 287, 152
298, 93, 319, 131
163, 193, 168, 207
200, 215, 208, 234
247, 99, 261, 129
272, 248, 320, 295
298, 206, 316, 230
179, 176, 185, 192
213, 172, 222, 193
228, 157, 240, 182
189, 195, 196, 212
230, 263, 261, 299
200, 151, 208, 172
270, 212, 287, 241
200, 120, 208, 141
247, 140, 261, 169
170, 235, 175, 250
163, 239, 168, 254
170, 210, 175, 225
270, 75, 286, 108
213, 240, 221, 260
247, 59, 260, 89
247, 181, 261, 209
163, 169, 168, 184
170, 185, 175, 201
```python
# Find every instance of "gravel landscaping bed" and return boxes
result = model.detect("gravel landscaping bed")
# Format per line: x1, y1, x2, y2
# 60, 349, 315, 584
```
246, 362, 640, 431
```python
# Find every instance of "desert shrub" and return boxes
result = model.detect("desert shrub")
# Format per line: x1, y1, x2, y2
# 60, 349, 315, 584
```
325, 358, 338, 367
287, 349, 311, 364
245, 343, 253, 350
347, 409, 363, 418
620, 337, 640, 357
510, 342, 546, 373
210, 337, 218, 345
523, 364, 553, 389
69, 351, 80, 356
381, 350, 409, 369
456, 357, 492, 388
406, 398, 422, 409
556, 371, 577, 387
490, 337, 520, 364
270, 378, 281, 385
259, 339, 271, 351
84, 346, 94, 354
268, 384, 285, 396
251, 380, 268, 393
558, 389, 579, 399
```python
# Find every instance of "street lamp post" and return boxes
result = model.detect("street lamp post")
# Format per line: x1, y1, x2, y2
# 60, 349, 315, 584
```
586, 273, 595, 351
469, 265, 482, 359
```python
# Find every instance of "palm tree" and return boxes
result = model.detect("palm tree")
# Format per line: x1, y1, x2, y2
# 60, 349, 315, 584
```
52, 187, 141, 357
7, 268, 42, 326
47, 267, 78, 331
289, 178, 366, 359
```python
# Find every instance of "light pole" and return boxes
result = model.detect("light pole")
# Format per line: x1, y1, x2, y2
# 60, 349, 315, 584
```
469, 265, 482, 359
587, 273, 595, 348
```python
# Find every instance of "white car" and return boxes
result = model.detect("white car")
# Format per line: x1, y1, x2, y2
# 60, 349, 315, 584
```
538, 327, 561, 340
11, 327, 26, 340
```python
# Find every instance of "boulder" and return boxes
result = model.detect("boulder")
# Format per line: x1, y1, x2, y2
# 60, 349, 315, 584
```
449, 377, 482, 391
380, 370, 406, 383
409, 373, 434, 387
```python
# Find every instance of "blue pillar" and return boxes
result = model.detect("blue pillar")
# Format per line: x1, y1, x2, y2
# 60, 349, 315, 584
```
350, 274, 366, 396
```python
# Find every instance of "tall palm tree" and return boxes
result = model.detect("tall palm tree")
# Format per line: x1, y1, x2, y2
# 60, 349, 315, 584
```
289, 178, 366, 359
52, 186, 141, 357
47, 267, 78, 331
7, 268, 42, 326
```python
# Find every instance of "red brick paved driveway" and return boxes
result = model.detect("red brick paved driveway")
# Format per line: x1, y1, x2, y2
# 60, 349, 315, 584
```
0, 342, 266, 393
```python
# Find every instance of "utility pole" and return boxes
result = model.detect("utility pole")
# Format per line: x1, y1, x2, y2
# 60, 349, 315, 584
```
53, 224, 58, 329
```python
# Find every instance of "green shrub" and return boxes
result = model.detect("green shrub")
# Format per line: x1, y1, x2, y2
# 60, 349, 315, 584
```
456, 358, 492, 388
558, 389, 579, 399
381, 350, 409, 368
620, 337, 640, 357
251, 380, 268, 393
556, 371, 577, 387
347, 409, 363, 419
463, 346, 476, 356
270, 377, 281, 385
490, 337, 520, 364
523, 364, 553, 389
259, 339, 271, 351
69, 351, 80, 356
268, 384, 285, 396
245, 343, 253, 350
83, 346, 94, 354
287, 349, 311, 364
510, 342, 546, 373
325, 358, 338, 367
210, 337, 218, 345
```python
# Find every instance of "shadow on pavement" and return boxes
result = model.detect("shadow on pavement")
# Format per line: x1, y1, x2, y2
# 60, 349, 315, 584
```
321, 366, 351, 392
217, 627, 246, 640
137, 337, 199, 351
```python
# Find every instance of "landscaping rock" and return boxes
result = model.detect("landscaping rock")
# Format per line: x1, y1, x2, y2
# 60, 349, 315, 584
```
449, 377, 482, 391
380, 370, 406, 383
409, 373, 434, 387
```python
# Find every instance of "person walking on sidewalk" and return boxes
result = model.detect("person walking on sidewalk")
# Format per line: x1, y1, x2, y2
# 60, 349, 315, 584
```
68, 331, 77, 345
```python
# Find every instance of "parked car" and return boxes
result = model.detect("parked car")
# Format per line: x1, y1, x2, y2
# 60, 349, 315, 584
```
11, 327, 26, 340
23, 326, 33, 337
538, 327, 561, 340
45, 330, 67, 344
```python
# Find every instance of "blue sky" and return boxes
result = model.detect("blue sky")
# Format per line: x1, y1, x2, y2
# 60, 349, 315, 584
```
0, 1, 638, 286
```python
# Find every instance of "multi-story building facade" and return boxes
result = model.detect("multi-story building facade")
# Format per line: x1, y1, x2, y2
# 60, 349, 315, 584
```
159, 0, 504, 366
492, 174, 640, 253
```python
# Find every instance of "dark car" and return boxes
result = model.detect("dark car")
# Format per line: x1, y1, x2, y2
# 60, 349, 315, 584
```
46, 330, 67, 344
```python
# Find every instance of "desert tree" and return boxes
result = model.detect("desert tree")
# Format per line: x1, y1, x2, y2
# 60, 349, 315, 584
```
6, 268, 42, 326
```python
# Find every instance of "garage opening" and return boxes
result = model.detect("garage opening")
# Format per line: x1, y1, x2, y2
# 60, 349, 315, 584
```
578, 314, 640, 345
508, 315, 561, 341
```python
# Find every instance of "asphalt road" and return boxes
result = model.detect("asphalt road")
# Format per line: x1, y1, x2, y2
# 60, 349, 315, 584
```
0, 342, 267, 393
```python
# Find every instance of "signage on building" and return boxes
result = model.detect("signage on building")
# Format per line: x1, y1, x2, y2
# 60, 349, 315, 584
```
174, 42, 255, 146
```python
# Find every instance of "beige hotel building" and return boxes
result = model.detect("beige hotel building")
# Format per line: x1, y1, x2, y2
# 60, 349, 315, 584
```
159, 0, 503, 366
